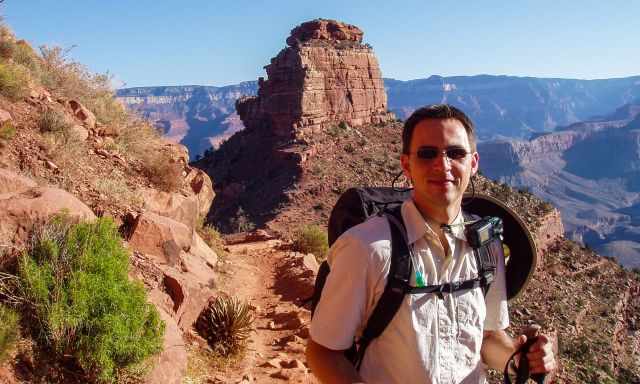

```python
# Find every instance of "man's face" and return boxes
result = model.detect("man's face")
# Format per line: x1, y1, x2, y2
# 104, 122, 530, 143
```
400, 118, 479, 215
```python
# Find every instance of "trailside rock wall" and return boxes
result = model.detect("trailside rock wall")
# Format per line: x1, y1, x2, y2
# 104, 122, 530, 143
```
237, 19, 394, 139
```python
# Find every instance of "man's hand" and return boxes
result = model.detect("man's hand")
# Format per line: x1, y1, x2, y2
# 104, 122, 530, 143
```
481, 326, 557, 377
513, 332, 556, 375
306, 339, 364, 384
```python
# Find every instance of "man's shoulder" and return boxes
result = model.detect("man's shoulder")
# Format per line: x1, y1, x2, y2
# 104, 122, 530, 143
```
342, 213, 392, 244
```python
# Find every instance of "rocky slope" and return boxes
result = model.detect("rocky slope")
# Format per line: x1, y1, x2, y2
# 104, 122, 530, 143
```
479, 103, 640, 268
0, 23, 226, 383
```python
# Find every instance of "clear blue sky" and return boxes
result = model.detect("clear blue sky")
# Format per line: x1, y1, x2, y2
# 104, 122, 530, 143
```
3, 1, 639, 88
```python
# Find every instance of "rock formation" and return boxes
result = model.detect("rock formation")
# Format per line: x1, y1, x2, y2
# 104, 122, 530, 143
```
198, 19, 397, 231
236, 18, 395, 139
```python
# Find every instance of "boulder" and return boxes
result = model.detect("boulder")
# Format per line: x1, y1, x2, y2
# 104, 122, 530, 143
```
0, 109, 12, 123
68, 124, 89, 141
67, 99, 96, 129
0, 184, 96, 246
126, 212, 192, 266
140, 188, 199, 230
144, 307, 187, 384
184, 168, 215, 219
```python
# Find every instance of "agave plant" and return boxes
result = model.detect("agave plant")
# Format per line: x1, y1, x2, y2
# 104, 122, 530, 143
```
195, 296, 253, 356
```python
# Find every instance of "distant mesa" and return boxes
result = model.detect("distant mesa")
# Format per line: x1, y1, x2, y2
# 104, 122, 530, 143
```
236, 18, 395, 139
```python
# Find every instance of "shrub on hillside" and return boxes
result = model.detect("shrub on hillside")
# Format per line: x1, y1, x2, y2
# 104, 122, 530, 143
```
38, 108, 70, 133
0, 305, 19, 362
195, 296, 253, 356
18, 215, 164, 382
13, 41, 40, 73
0, 62, 30, 101
141, 152, 183, 192
0, 120, 16, 140
229, 206, 255, 233
0, 24, 15, 59
38, 46, 126, 126
293, 224, 329, 261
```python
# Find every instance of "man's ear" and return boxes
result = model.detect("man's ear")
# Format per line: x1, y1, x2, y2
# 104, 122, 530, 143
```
470, 151, 479, 176
400, 153, 411, 180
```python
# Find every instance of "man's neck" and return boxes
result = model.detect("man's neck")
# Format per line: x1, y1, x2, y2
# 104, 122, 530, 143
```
414, 200, 461, 225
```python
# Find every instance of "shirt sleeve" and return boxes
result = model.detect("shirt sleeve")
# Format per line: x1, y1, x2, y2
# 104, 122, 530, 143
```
309, 232, 386, 350
483, 243, 509, 331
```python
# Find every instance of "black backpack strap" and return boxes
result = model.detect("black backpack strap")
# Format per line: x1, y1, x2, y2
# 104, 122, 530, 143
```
462, 211, 496, 297
352, 205, 412, 369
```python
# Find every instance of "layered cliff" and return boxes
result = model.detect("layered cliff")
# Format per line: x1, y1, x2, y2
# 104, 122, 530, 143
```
479, 105, 640, 268
116, 83, 257, 159
236, 19, 394, 139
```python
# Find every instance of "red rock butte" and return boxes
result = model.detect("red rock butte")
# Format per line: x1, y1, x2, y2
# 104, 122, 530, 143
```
236, 19, 395, 138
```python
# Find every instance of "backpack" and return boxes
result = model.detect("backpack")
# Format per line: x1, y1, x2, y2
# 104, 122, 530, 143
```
311, 187, 504, 369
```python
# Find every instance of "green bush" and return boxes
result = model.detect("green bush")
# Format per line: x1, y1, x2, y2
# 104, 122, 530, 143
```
0, 120, 16, 140
293, 224, 329, 261
230, 206, 255, 233
0, 305, 19, 362
38, 108, 69, 133
0, 62, 30, 101
195, 296, 253, 356
18, 216, 164, 382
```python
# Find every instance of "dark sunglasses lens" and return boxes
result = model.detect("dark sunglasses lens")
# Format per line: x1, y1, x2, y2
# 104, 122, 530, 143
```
417, 148, 438, 159
447, 148, 468, 159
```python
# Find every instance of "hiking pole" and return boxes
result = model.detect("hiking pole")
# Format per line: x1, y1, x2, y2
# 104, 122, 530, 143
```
503, 326, 547, 384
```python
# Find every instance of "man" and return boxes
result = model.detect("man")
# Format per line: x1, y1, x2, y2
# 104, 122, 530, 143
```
306, 104, 555, 383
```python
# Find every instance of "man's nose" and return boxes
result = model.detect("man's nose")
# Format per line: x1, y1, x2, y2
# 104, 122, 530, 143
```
432, 151, 452, 170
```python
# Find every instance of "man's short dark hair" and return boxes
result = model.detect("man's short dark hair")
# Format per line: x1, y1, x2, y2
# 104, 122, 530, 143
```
402, 104, 476, 154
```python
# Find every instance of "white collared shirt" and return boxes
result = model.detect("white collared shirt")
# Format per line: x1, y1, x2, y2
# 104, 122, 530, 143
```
310, 199, 509, 384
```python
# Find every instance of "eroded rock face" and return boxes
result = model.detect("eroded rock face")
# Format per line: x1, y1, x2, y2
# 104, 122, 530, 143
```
144, 307, 187, 384
184, 167, 215, 219
126, 211, 218, 330
237, 18, 394, 139
140, 189, 199, 229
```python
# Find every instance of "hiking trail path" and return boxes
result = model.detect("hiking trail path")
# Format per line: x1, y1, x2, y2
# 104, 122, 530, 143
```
202, 238, 320, 384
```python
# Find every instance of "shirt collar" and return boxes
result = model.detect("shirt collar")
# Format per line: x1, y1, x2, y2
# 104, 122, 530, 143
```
401, 199, 468, 244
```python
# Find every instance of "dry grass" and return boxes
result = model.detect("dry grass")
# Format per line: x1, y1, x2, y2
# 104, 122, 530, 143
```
183, 343, 245, 384
141, 151, 183, 192
197, 224, 227, 258
94, 171, 144, 208
0, 62, 30, 101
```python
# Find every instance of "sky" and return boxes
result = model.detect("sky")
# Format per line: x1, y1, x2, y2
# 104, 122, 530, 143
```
2, 1, 639, 88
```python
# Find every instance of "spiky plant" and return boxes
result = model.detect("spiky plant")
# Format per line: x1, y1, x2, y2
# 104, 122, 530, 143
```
195, 296, 253, 356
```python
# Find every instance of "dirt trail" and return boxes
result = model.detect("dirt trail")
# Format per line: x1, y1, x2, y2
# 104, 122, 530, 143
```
209, 238, 319, 384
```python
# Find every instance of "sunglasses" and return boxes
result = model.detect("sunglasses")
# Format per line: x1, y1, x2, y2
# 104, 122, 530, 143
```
416, 146, 470, 160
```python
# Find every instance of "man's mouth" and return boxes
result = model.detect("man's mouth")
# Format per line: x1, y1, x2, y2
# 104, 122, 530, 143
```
428, 179, 455, 186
